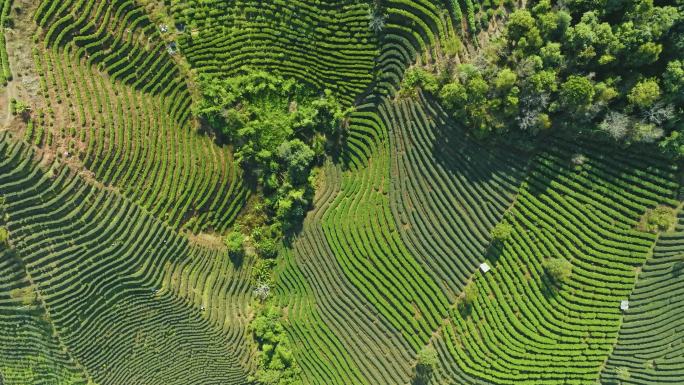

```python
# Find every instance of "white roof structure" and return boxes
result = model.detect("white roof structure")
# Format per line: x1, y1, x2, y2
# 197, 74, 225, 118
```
620, 300, 629, 311
479, 263, 491, 273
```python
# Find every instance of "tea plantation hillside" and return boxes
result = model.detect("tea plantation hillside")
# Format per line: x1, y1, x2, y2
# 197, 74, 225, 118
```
1, 0, 683, 385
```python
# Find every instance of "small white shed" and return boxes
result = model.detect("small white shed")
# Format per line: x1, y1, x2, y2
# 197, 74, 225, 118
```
479, 263, 491, 273
620, 300, 629, 311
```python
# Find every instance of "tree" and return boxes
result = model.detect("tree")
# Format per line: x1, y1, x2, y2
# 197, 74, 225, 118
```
559, 75, 595, 111
663, 60, 684, 103
277, 139, 315, 185
490, 222, 513, 242
644, 206, 675, 232
628, 78, 661, 109
599, 111, 632, 140
630, 41, 662, 66
507, 10, 542, 51
438, 82, 468, 110
368, 7, 386, 33
494, 68, 518, 92
401, 67, 439, 96
225, 230, 245, 260
256, 236, 280, 259
250, 306, 302, 385
413, 346, 438, 385
543, 257, 573, 284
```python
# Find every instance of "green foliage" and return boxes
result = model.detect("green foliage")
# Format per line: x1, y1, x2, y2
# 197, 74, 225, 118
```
255, 236, 280, 259
449, 0, 462, 27
435, 0, 684, 151
463, 282, 478, 306
438, 81, 468, 110
507, 10, 542, 51
644, 206, 676, 233
543, 257, 573, 284
615, 366, 631, 381
252, 258, 277, 286
413, 346, 438, 384
416, 346, 438, 369
277, 139, 315, 185
559, 75, 595, 111
224, 230, 245, 260
627, 79, 661, 109
10, 98, 30, 117
401, 67, 439, 96
9, 286, 37, 306
664, 60, 684, 102
195, 68, 348, 233
490, 222, 513, 242
465, 0, 477, 33
250, 306, 302, 385
0, 226, 8, 247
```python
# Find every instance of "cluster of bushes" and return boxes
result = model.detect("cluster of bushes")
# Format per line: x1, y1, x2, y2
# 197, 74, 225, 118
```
195, 68, 349, 234
419, 0, 684, 156
249, 306, 302, 385
643, 205, 676, 232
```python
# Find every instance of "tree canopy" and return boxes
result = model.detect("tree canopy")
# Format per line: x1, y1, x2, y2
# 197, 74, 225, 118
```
431, 0, 683, 155
194, 68, 350, 234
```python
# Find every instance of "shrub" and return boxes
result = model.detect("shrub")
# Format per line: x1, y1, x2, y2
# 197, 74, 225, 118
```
644, 206, 676, 233
615, 366, 630, 382
224, 230, 245, 260
0, 226, 8, 247
401, 67, 439, 96
490, 222, 513, 242
543, 257, 572, 284
463, 282, 478, 306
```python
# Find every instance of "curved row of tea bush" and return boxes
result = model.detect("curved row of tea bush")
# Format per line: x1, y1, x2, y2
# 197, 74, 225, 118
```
387, 93, 529, 300
340, 0, 459, 164
159, 240, 255, 372
35, 0, 185, 106
280, 163, 419, 385
432, 139, 679, 385
0, 247, 89, 385
0, 131, 250, 385
602, 213, 684, 385
25, 0, 249, 233
278, 91, 529, 384
170, 0, 377, 106
275, 247, 371, 385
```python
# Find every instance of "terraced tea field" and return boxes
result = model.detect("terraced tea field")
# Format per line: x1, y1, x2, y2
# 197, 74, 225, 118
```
1, 0, 683, 385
